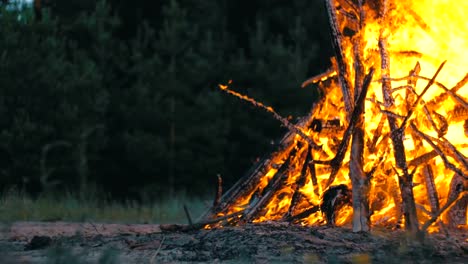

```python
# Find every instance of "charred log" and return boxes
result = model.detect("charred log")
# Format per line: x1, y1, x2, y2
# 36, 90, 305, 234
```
321, 184, 352, 226
447, 174, 468, 228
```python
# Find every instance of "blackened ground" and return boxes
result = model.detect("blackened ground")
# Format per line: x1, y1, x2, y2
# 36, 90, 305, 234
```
1, 222, 467, 263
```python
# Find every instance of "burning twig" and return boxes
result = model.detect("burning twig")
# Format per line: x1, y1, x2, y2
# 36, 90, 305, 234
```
301, 68, 337, 88
219, 83, 320, 149
408, 151, 438, 167
410, 123, 467, 179
434, 137, 468, 172
399, 61, 446, 130
422, 107, 448, 138
384, 74, 468, 110
368, 114, 386, 153
164, 210, 247, 232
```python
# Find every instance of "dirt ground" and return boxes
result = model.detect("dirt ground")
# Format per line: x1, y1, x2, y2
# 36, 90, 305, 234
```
0, 221, 467, 263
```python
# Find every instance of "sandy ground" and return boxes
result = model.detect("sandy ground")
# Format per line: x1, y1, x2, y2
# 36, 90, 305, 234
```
0, 221, 467, 263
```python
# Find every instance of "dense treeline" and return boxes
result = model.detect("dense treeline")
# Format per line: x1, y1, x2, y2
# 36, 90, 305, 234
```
0, 0, 331, 200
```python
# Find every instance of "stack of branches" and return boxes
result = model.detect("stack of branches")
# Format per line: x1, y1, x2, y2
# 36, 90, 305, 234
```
193, 0, 467, 238
318, 0, 467, 235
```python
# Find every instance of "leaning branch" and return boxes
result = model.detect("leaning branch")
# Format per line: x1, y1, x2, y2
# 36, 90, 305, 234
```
325, 0, 354, 116
410, 123, 468, 179
219, 83, 320, 149
421, 190, 468, 232
399, 61, 446, 130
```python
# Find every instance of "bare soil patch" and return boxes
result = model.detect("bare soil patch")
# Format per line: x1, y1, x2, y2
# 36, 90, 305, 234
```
1, 222, 467, 263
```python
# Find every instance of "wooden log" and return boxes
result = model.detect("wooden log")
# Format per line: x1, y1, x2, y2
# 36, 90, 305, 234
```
422, 162, 440, 215
349, 67, 374, 232
409, 130, 440, 216
435, 137, 468, 173
379, 37, 420, 235
309, 157, 320, 197
325, 0, 354, 117
285, 205, 320, 223
368, 114, 386, 153
348, 4, 372, 231
285, 145, 313, 219
447, 174, 468, 228
408, 151, 438, 167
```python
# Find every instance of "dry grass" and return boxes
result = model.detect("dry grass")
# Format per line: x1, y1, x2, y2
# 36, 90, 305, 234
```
0, 189, 208, 224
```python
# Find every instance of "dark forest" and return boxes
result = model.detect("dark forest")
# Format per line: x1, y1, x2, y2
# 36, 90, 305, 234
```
0, 0, 332, 200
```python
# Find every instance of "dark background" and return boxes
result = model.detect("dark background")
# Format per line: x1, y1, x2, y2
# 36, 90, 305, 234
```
0, 0, 332, 201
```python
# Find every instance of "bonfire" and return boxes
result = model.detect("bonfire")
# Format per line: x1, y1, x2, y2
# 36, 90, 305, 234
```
199, 0, 467, 237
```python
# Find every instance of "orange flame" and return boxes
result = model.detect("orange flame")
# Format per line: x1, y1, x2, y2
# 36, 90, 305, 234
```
218, 0, 467, 231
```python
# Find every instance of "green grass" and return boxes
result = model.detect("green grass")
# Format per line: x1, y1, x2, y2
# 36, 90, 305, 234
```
0, 190, 209, 224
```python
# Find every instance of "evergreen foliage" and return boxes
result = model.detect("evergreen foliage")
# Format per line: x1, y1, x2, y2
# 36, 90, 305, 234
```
0, 0, 330, 199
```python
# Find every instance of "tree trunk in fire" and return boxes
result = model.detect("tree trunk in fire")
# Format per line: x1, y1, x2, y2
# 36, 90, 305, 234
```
349, 114, 370, 232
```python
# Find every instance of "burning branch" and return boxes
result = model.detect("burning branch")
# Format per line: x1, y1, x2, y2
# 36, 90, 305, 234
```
410, 124, 468, 180
315, 67, 375, 188
325, 0, 354, 116
421, 190, 468, 233
218, 83, 320, 149
379, 35, 420, 235
399, 61, 446, 130
301, 68, 337, 88
285, 145, 313, 220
